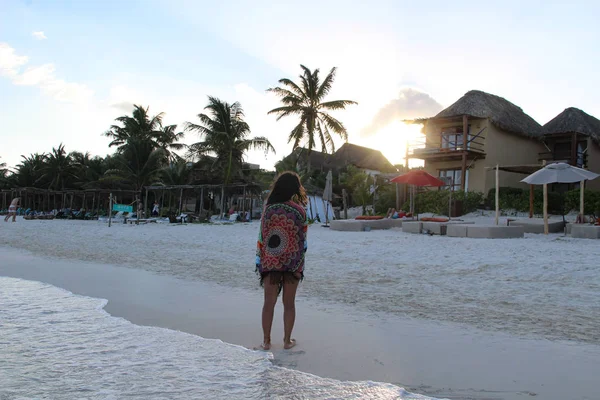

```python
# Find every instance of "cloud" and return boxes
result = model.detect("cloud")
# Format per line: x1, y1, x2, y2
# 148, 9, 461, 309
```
32, 31, 47, 40
361, 88, 443, 137
110, 101, 136, 113
0, 42, 93, 102
0, 43, 28, 77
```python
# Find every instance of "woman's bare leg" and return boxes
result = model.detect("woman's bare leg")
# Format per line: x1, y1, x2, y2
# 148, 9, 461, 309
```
282, 277, 299, 349
261, 278, 279, 350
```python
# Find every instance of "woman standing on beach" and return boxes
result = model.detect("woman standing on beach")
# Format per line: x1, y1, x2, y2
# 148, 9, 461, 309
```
256, 172, 308, 350
4, 198, 20, 222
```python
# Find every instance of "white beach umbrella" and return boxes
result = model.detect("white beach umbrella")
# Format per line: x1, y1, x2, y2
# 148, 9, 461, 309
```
322, 170, 333, 226
521, 163, 599, 234
521, 162, 599, 185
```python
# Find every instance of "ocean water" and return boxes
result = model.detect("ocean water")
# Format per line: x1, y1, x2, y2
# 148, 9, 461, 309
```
0, 277, 436, 400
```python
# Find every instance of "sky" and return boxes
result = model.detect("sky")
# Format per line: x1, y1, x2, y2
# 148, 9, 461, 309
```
1, 0, 599, 171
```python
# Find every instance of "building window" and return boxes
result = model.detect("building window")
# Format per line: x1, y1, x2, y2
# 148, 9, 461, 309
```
441, 126, 471, 150
438, 169, 462, 191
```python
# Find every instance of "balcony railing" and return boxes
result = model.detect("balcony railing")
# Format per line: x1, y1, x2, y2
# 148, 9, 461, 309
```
538, 150, 587, 168
409, 136, 485, 160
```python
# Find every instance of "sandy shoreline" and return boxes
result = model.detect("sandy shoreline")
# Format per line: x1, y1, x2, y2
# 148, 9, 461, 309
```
2, 246, 599, 400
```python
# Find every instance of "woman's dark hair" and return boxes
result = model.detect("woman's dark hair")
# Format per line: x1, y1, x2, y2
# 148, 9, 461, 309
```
266, 171, 307, 205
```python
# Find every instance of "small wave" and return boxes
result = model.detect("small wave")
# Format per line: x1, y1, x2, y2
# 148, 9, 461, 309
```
0, 277, 438, 400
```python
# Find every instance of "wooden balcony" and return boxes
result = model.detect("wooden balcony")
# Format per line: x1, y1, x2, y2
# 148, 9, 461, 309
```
410, 146, 486, 162
538, 150, 587, 168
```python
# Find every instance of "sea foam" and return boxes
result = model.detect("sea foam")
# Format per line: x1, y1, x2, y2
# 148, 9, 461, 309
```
0, 277, 437, 399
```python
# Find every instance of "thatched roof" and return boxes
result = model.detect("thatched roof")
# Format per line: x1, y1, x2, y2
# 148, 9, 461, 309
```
293, 147, 332, 168
543, 107, 600, 142
430, 90, 544, 138
328, 143, 395, 173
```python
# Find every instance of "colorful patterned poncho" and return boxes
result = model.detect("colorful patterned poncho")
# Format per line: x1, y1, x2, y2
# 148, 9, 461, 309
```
256, 201, 308, 276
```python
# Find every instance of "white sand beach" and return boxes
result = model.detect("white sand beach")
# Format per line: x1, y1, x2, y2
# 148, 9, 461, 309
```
1, 218, 599, 399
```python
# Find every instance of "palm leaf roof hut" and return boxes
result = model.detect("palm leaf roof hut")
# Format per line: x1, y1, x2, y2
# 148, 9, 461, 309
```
543, 107, 600, 169
415, 90, 545, 186
414, 90, 545, 219
543, 107, 600, 220
434, 90, 544, 136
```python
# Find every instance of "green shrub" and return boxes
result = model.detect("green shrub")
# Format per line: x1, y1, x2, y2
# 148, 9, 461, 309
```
403, 189, 484, 216
486, 187, 600, 215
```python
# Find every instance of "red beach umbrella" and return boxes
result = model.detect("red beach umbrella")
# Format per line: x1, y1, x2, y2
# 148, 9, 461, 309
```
391, 170, 444, 187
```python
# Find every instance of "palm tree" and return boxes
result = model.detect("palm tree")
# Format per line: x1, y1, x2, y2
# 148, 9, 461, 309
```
161, 157, 192, 186
40, 144, 76, 190
14, 153, 47, 187
267, 65, 356, 171
157, 124, 186, 161
0, 157, 8, 189
104, 105, 164, 151
186, 96, 275, 217
186, 96, 275, 185
106, 138, 166, 191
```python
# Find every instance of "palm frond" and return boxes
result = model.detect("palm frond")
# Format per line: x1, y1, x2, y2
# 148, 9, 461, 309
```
319, 112, 348, 141
318, 100, 358, 110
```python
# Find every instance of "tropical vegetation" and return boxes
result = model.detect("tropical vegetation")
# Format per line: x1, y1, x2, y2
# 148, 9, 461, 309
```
267, 65, 356, 171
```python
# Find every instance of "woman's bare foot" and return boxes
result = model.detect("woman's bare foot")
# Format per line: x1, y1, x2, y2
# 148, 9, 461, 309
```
283, 339, 296, 349
257, 341, 271, 350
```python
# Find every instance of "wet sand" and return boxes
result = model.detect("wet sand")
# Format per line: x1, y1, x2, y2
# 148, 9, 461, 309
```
1, 248, 598, 400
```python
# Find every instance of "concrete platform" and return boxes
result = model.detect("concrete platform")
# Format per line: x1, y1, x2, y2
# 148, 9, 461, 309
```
508, 219, 565, 234
566, 223, 572, 235
402, 221, 423, 234
361, 219, 393, 230
421, 221, 475, 236
330, 220, 364, 232
466, 225, 525, 239
571, 225, 600, 239
447, 224, 469, 237
330, 218, 408, 232
422, 221, 447, 235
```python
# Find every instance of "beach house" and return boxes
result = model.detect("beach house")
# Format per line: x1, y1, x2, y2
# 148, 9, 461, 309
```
542, 107, 600, 190
286, 143, 396, 176
328, 143, 396, 175
409, 90, 545, 194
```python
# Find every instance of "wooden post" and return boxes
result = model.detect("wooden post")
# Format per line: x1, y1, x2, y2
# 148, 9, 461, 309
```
543, 183, 548, 234
542, 160, 548, 234
91, 193, 96, 215
529, 185, 534, 218
178, 188, 183, 214
108, 193, 113, 227
220, 185, 225, 218
342, 188, 348, 219
144, 187, 148, 218
571, 133, 578, 166
460, 115, 468, 191
580, 180, 585, 221
248, 191, 252, 221
242, 185, 247, 216
136, 195, 141, 222
448, 184, 453, 218
199, 187, 205, 216
395, 183, 400, 210
495, 164, 500, 225
69, 193, 74, 210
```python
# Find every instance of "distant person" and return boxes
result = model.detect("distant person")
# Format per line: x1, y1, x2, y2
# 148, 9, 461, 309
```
255, 172, 308, 350
152, 202, 159, 216
4, 197, 20, 222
